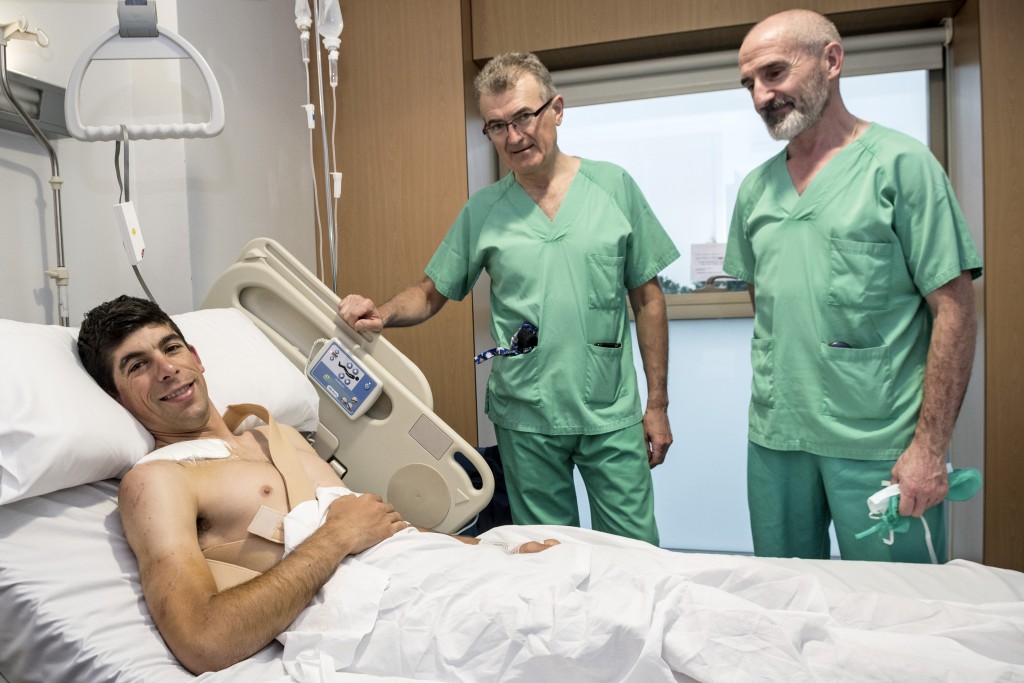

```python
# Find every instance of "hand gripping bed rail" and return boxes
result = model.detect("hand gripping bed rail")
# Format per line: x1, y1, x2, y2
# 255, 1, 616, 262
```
202, 238, 494, 534
64, 25, 224, 141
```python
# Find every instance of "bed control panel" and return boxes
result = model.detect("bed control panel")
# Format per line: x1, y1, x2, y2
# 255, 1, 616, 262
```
307, 338, 383, 420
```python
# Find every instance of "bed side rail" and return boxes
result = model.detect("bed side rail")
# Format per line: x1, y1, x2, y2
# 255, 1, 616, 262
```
202, 238, 493, 534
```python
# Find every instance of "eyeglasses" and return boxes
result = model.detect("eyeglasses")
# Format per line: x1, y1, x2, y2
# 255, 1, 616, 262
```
481, 97, 555, 139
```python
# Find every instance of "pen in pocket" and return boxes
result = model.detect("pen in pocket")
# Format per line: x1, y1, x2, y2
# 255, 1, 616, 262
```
594, 342, 621, 348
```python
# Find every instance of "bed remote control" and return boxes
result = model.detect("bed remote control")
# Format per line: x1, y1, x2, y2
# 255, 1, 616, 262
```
307, 338, 383, 420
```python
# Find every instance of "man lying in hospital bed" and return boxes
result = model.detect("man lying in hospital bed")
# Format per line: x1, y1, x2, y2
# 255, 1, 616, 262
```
39, 293, 1024, 681
73, 294, 559, 675
1, 286, 1023, 682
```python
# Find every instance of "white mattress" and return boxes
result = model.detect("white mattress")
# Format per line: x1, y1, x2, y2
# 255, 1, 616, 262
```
2, 482, 1022, 683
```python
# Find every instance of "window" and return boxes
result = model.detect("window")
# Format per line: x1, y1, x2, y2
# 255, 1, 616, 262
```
554, 27, 946, 320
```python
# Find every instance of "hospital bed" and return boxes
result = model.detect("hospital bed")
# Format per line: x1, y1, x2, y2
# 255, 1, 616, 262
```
1, 240, 1023, 683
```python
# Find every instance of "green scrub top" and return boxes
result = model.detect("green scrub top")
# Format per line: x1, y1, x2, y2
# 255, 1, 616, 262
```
427, 159, 679, 435
724, 124, 982, 460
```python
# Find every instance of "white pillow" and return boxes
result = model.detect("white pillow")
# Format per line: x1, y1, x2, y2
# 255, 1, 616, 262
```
0, 307, 319, 504
173, 308, 319, 432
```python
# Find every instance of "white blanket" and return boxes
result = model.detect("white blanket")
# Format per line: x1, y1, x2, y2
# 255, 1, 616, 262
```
275, 488, 1024, 683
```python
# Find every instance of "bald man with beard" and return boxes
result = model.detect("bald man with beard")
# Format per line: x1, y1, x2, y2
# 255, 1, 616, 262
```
724, 9, 982, 563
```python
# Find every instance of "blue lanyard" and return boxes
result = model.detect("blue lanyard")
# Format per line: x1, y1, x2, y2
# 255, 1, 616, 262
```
474, 321, 538, 365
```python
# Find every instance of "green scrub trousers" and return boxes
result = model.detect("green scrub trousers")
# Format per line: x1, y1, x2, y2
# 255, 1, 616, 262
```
748, 441, 946, 563
496, 423, 659, 546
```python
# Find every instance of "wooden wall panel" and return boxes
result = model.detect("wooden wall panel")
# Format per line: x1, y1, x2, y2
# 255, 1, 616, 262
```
977, 0, 1024, 571
325, 0, 477, 442
471, 0, 963, 67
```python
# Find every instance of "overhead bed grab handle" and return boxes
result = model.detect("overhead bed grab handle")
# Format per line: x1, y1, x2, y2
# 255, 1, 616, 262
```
64, 24, 224, 141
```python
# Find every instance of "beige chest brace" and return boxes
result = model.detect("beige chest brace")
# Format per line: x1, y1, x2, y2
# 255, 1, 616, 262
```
200, 404, 315, 592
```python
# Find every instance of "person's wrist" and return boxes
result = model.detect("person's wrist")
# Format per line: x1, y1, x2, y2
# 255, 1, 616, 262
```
479, 540, 521, 554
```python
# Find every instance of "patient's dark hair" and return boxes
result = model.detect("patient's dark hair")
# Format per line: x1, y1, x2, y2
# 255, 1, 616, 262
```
77, 295, 187, 397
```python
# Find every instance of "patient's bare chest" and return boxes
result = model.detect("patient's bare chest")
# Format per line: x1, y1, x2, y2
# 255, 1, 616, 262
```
195, 459, 288, 548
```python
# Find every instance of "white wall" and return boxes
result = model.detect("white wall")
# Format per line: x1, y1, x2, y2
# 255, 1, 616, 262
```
177, 0, 317, 310
0, 0, 314, 324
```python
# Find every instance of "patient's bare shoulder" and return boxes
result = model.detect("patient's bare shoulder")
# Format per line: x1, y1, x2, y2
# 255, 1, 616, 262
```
119, 460, 200, 517
118, 461, 202, 562
119, 459, 195, 504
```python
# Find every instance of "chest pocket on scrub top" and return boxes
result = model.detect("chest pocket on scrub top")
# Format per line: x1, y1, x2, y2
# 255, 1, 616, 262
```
586, 253, 625, 310
827, 238, 893, 310
585, 253, 624, 342
584, 253, 625, 405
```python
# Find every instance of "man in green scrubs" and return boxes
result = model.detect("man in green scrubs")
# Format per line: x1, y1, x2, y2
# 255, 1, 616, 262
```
724, 9, 982, 562
339, 53, 678, 545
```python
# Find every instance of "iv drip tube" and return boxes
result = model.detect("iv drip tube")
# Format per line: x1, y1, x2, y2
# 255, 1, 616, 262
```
295, 0, 326, 283
312, 0, 338, 292
293, 0, 343, 292
0, 23, 69, 326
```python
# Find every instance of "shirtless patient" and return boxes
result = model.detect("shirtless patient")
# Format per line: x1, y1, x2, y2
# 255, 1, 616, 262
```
77, 295, 554, 674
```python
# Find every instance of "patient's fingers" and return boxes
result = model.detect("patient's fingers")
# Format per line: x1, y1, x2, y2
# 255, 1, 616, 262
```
516, 539, 561, 554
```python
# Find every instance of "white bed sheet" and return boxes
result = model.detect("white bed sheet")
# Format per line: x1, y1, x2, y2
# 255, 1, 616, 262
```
2, 481, 1023, 683
0, 480, 285, 683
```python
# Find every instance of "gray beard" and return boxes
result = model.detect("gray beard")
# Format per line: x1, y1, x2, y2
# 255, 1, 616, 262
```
764, 76, 830, 141
769, 107, 813, 141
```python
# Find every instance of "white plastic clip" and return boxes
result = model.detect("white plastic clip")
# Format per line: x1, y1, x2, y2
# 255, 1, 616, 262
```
1, 14, 49, 47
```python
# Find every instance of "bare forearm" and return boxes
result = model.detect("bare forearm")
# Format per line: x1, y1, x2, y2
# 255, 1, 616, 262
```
631, 283, 670, 409
380, 277, 447, 328
912, 282, 977, 459
166, 492, 409, 673
171, 525, 357, 673
891, 275, 976, 515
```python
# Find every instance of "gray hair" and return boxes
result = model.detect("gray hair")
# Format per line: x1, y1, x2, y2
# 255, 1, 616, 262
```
473, 52, 557, 102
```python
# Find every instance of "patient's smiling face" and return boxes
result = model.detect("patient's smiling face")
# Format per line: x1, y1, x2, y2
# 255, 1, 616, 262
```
110, 323, 213, 439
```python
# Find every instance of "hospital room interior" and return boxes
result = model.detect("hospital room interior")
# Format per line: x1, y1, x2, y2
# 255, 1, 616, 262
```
1, 0, 1023, 681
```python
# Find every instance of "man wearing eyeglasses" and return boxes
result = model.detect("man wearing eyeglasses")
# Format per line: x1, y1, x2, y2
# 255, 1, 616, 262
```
340, 52, 679, 546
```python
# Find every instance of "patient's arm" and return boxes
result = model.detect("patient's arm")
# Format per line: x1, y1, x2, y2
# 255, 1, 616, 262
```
339, 274, 449, 333
119, 464, 406, 674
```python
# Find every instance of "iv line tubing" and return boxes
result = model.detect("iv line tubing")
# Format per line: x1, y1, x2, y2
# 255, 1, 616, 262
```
0, 42, 68, 326
312, 0, 338, 292
330, 83, 339, 256
302, 52, 325, 282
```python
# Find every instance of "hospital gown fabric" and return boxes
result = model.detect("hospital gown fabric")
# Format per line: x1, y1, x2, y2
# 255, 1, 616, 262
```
275, 489, 1024, 683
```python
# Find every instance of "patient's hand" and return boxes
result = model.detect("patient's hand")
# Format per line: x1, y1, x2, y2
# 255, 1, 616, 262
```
517, 539, 561, 554
338, 295, 384, 334
323, 493, 408, 555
